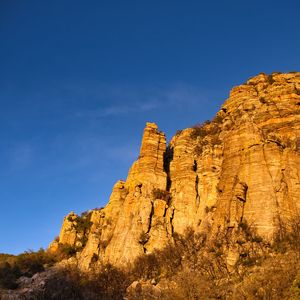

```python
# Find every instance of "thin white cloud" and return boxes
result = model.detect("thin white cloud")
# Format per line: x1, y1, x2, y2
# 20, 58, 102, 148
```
96, 101, 158, 117
105, 144, 139, 163
163, 84, 209, 106
9, 142, 34, 173
73, 82, 212, 119
47, 132, 139, 175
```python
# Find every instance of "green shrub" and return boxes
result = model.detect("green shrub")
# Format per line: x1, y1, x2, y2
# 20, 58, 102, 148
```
15, 251, 45, 276
75, 215, 93, 234
56, 244, 77, 259
0, 248, 57, 289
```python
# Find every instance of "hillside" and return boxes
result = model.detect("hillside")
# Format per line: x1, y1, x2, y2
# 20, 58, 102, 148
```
50, 72, 300, 269
2, 72, 300, 299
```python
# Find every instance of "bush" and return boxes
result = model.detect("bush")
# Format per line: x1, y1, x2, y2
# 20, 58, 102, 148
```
190, 122, 210, 139
131, 253, 161, 280
55, 244, 78, 260
66, 213, 93, 249
259, 96, 267, 104
83, 264, 130, 300
39, 265, 83, 300
212, 114, 223, 124
152, 188, 171, 204
190, 121, 222, 156
0, 262, 20, 289
272, 216, 300, 253
156, 244, 182, 277
190, 121, 221, 140
162, 270, 217, 300
74, 215, 93, 235
15, 251, 45, 277
267, 74, 275, 84
3, 217, 300, 299
0, 248, 57, 290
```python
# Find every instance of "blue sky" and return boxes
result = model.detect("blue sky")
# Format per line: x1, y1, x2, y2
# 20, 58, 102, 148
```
1, 0, 300, 254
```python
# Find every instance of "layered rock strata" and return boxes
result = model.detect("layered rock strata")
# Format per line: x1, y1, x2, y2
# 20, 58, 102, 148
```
50, 72, 300, 269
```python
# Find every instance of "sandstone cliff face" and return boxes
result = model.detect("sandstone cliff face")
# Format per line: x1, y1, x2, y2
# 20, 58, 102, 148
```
51, 72, 300, 269
216, 72, 300, 237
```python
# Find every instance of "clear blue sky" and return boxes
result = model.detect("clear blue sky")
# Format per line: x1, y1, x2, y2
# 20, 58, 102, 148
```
1, 0, 300, 254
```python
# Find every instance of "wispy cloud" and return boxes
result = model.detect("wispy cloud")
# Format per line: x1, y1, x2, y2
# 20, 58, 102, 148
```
67, 81, 213, 119
8, 142, 35, 173
162, 84, 209, 106
43, 132, 139, 177
76, 101, 158, 118
4, 82, 217, 178
105, 143, 139, 163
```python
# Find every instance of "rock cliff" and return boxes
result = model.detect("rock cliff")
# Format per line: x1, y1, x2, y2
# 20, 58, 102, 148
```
50, 72, 300, 269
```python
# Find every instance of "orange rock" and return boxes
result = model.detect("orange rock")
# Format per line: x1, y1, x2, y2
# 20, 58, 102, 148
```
51, 72, 300, 268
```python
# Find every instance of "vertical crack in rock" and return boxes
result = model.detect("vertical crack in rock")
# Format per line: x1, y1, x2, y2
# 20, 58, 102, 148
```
169, 207, 175, 236
154, 135, 162, 170
193, 159, 198, 172
146, 202, 155, 235
193, 160, 200, 207
262, 142, 281, 210
163, 146, 173, 191
228, 177, 248, 227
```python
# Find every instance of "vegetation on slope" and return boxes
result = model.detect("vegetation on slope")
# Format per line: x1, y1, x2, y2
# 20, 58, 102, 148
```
1, 217, 300, 299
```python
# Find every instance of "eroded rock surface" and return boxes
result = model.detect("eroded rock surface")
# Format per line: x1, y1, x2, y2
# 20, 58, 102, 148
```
51, 72, 300, 268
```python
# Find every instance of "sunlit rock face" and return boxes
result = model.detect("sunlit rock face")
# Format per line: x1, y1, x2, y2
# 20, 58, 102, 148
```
51, 72, 300, 269
214, 72, 300, 239
78, 122, 170, 269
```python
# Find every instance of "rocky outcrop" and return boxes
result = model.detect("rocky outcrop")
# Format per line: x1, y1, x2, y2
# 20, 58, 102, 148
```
214, 72, 300, 238
51, 72, 300, 268
125, 280, 162, 300
61, 122, 173, 269
0, 268, 73, 300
